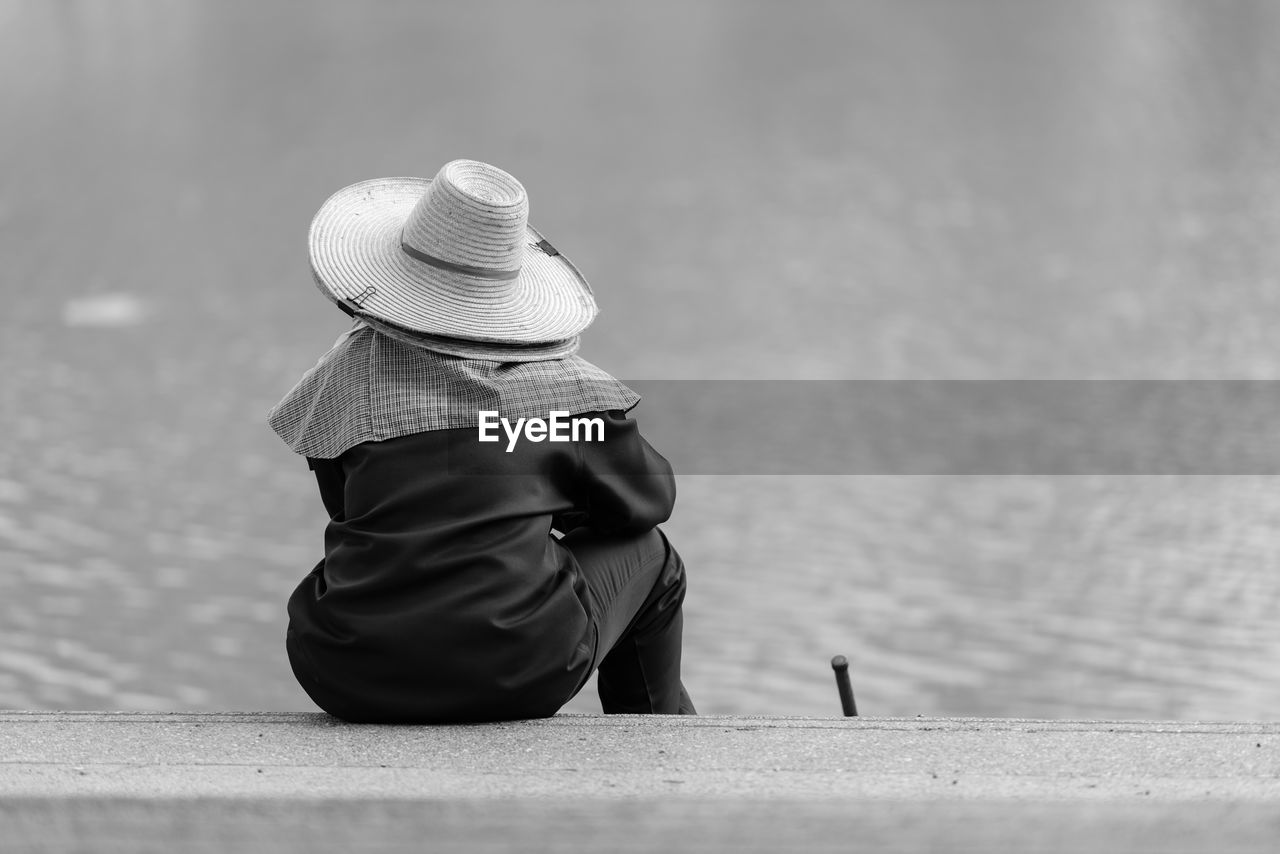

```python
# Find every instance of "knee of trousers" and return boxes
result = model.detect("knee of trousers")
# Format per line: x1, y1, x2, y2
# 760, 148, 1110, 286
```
650, 528, 689, 610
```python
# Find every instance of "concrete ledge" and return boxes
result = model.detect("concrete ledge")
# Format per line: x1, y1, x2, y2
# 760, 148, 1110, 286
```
2, 712, 1278, 852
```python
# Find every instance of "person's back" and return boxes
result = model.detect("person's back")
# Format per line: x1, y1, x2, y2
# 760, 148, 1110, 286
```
270, 159, 695, 723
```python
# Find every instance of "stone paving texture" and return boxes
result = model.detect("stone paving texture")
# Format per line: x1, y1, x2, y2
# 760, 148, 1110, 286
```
1, 712, 1277, 852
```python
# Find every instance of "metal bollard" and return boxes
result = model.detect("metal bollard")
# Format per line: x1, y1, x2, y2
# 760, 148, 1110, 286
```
830, 655, 858, 716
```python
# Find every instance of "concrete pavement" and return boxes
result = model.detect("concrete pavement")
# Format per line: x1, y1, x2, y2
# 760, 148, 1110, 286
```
1, 712, 1277, 852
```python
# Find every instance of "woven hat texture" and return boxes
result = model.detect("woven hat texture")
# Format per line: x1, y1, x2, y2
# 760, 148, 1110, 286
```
308, 159, 598, 346
358, 315, 581, 362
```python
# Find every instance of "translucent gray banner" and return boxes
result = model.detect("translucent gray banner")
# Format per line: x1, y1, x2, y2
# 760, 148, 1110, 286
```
619, 381, 1280, 474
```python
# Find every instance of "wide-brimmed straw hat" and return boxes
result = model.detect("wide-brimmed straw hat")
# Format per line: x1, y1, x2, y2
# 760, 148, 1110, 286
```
308, 159, 598, 351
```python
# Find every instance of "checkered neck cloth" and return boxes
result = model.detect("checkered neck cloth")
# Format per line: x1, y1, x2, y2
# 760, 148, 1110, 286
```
268, 323, 640, 458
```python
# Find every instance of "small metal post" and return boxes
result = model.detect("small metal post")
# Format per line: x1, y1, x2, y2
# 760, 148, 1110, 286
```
831, 655, 858, 717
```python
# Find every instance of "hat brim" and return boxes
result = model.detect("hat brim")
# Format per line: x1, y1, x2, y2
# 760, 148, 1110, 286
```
308, 177, 598, 344
356, 316, 581, 362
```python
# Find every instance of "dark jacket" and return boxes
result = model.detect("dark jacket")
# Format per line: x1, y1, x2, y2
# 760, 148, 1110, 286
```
285, 409, 675, 723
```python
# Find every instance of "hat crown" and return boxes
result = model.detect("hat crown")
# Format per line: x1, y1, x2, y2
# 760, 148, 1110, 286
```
401, 160, 529, 277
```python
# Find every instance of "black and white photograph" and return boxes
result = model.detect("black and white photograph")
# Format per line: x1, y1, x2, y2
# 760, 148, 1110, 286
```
1, 1, 1278, 851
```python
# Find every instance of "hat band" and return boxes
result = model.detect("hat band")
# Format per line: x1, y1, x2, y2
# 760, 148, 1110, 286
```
400, 240, 520, 281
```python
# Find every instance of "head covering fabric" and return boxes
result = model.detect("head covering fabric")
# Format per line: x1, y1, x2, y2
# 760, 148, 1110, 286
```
268, 323, 640, 459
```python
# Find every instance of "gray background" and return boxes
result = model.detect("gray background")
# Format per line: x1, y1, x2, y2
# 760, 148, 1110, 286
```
1, 0, 1278, 719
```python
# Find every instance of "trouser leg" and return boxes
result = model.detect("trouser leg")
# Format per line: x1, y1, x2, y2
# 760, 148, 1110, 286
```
560, 527, 696, 715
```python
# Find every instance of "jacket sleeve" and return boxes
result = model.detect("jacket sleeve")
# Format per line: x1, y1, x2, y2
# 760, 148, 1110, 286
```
564, 409, 676, 536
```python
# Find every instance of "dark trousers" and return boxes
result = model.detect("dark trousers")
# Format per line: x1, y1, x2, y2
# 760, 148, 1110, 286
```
562, 527, 696, 715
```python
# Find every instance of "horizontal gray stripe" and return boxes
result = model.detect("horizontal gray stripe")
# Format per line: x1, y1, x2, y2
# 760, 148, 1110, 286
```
400, 240, 520, 281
